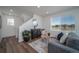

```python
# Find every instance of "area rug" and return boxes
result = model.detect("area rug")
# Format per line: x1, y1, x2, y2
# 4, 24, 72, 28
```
28, 39, 48, 53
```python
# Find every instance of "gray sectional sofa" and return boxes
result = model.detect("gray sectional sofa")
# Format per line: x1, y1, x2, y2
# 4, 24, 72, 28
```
48, 32, 79, 53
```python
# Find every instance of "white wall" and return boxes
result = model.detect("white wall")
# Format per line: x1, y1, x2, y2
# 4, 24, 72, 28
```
1, 15, 24, 38
43, 8, 79, 36
0, 12, 2, 41
19, 14, 44, 42
0, 17, 1, 40
0, 29, 1, 40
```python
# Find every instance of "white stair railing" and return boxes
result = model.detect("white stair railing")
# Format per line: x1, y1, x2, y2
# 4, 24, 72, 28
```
18, 16, 33, 42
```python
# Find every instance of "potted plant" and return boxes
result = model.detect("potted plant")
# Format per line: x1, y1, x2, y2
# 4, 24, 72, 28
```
22, 30, 31, 42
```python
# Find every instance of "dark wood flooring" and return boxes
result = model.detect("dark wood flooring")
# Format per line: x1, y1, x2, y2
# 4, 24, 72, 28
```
0, 36, 37, 53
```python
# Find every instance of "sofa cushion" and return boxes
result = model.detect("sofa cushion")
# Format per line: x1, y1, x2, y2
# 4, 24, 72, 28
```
66, 37, 79, 50
68, 32, 79, 39
48, 42, 79, 53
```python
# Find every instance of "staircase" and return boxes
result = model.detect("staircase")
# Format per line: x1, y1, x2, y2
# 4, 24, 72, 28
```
19, 14, 42, 42
19, 15, 34, 42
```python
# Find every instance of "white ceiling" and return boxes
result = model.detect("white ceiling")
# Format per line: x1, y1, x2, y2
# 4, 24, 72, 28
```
0, 6, 78, 27
0, 6, 78, 17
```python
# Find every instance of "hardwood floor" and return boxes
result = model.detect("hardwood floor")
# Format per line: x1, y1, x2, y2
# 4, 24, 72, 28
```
0, 36, 37, 53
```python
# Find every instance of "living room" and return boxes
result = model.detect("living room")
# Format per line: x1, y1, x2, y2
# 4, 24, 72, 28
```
0, 6, 79, 53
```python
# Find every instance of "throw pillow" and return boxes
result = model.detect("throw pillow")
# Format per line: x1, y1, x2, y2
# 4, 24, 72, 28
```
60, 33, 68, 44
57, 32, 64, 40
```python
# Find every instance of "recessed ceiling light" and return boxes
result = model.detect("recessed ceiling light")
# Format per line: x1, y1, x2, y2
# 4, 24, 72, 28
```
10, 9, 13, 12
37, 6, 40, 8
9, 9, 14, 15
46, 11, 49, 14
9, 13, 12, 15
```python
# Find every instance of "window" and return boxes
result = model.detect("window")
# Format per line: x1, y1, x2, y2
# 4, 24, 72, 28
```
7, 18, 14, 26
50, 16, 75, 32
